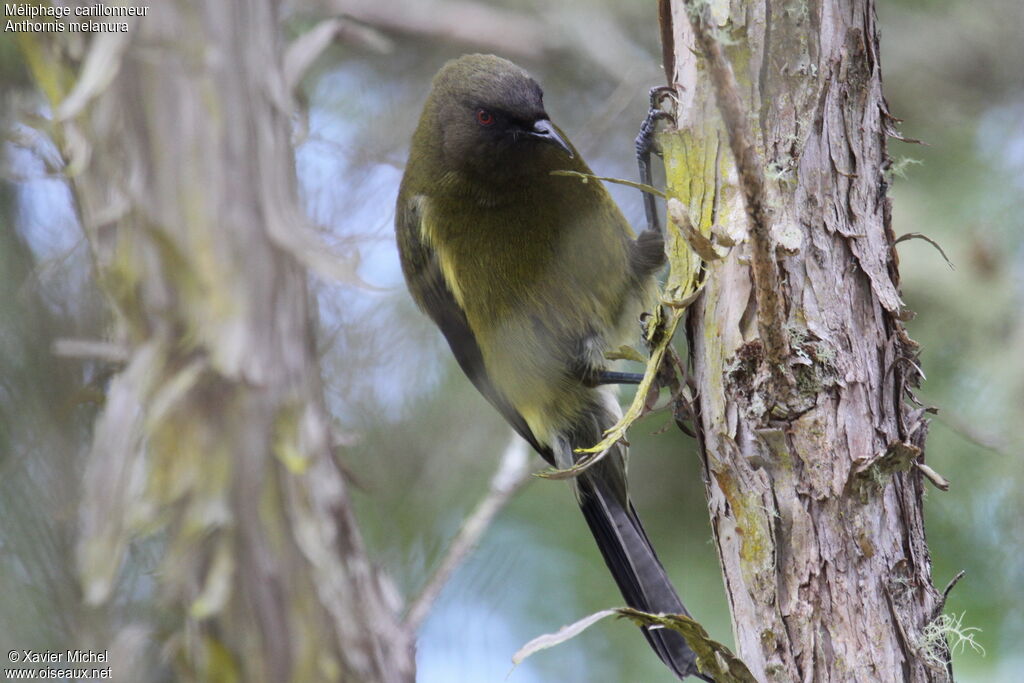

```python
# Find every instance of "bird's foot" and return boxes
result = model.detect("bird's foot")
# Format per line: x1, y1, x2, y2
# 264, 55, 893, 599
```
635, 86, 677, 235
593, 371, 645, 386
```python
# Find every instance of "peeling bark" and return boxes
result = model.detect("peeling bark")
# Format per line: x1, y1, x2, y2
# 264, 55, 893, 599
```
19, 1, 413, 681
661, 0, 949, 680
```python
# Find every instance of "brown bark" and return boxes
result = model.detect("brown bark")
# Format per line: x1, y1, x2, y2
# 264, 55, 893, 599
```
19, 1, 412, 681
661, 0, 950, 680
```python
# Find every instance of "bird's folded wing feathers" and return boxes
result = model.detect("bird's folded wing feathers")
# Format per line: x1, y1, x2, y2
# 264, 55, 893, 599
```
397, 194, 553, 462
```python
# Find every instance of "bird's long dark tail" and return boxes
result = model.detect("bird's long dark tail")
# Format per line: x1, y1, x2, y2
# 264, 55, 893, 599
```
561, 398, 710, 681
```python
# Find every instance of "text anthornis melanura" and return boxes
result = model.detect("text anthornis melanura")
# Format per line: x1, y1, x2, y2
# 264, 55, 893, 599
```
396, 54, 705, 680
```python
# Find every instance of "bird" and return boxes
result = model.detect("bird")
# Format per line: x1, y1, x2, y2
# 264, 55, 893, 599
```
395, 53, 706, 680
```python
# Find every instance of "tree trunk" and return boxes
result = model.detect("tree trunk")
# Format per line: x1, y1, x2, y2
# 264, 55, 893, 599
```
659, 1, 951, 680
18, 2, 413, 681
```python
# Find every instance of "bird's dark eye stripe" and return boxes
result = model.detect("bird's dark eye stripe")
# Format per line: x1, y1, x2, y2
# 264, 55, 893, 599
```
471, 105, 547, 132
509, 115, 535, 129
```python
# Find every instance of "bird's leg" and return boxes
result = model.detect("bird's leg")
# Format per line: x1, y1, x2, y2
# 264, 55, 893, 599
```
593, 371, 645, 386
575, 354, 645, 386
635, 86, 676, 235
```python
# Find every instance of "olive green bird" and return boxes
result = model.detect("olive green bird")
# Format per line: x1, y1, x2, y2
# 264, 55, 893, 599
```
396, 54, 707, 680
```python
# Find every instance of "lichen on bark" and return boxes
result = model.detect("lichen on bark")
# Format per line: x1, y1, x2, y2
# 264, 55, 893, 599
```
659, 0, 949, 680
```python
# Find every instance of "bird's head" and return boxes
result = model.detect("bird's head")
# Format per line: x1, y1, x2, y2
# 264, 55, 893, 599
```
422, 54, 575, 181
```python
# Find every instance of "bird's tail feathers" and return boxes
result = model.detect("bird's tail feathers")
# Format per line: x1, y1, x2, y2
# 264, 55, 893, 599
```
560, 392, 709, 681
577, 473, 707, 680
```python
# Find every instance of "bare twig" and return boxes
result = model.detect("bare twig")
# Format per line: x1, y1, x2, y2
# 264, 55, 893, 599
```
52, 338, 129, 363
894, 232, 955, 270
935, 413, 1017, 459
929, 569, 967, 624
404, 435, 532, 633
941, 570, 966, 606
550, 170, 665, 198
328, 0, 547, 59
284, 18, 392, 92
682, 0, 789, 365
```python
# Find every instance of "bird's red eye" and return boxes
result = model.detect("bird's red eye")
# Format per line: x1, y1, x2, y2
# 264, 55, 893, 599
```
476, 109, 495, 126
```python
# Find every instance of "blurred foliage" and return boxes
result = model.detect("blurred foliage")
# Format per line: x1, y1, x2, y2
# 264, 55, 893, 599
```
1, 0, 1021, 681
880, 1, 1024, 680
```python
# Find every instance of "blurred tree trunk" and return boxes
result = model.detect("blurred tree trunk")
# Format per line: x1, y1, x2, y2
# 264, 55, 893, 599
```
659, 0, 951, 680
18, 1, 413, 681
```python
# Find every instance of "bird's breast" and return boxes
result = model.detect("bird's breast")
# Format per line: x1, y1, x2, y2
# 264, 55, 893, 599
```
422, 189, 626, 326
421, 187, 643, 442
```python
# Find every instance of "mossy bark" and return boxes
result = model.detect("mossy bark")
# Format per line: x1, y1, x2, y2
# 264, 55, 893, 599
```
19, 1, 412, 681
661, 0, 949, 680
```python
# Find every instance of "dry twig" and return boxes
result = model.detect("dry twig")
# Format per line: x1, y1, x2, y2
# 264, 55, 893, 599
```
404, 435, 532, 633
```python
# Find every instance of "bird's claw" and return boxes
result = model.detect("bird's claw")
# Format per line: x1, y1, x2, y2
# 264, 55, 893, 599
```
636, 86, 677, 235
648, 85, 677, 110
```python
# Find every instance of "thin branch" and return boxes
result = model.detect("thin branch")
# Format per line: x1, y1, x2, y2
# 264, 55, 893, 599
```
284, 18, 392, 93
935, 413, 1017, 459
930, 569, 967, 622
682, 0, 789, 365
328, 0, 547, 59
894, 232, 955, 270
52, 338, 129, 364
550, 170, 666, 198
941, 570, 966, 605
404, 434, 532, 633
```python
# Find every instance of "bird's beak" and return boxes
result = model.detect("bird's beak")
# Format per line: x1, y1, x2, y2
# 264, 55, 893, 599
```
529, 119, 574, 158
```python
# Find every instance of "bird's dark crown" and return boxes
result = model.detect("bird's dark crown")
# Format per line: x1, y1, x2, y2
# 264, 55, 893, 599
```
418, 54, 576, 185
433, 54, 546, 122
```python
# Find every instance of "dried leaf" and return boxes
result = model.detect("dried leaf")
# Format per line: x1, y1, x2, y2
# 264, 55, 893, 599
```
534, 445, 615, 480
190, 538, 235, 619
514, 606, 757, 683
56, 31, 131, 120
605, 345, 647, 363
575, 309, 683, 456
617, 607, 757, 683
667, 197, 724, 261
511, 609, 618, 669
78, 341, 163, 604
915, 462, 950, 491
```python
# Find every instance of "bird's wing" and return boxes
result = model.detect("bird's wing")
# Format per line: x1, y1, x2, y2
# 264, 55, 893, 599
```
397, 193, 553, 462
